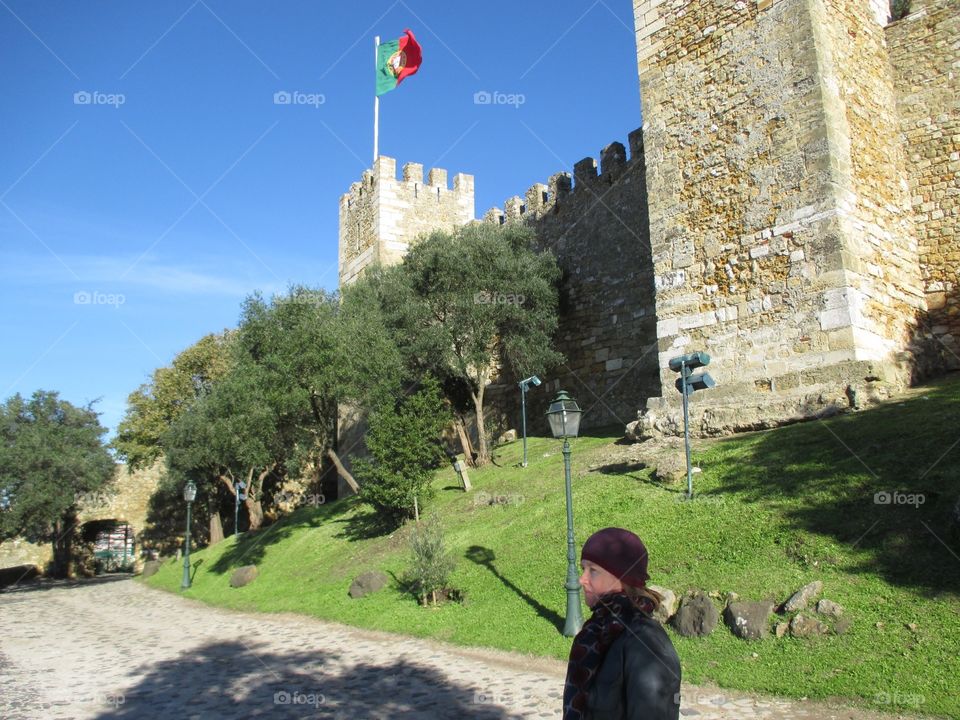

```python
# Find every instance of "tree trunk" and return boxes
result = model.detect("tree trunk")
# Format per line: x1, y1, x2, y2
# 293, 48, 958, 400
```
50, 510, 78, 579
327, 449, 360, 493
454, 416, 477, 468
209, 512, 224, 545
245, 498, 264, 531
472, 378, 490, 466
242, 465, 273, 532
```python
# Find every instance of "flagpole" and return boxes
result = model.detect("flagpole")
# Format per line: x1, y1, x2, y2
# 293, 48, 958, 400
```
373, 35, 380, 164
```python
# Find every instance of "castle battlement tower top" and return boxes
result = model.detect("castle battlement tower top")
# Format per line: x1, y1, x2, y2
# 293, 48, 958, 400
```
338, 155, 475, 286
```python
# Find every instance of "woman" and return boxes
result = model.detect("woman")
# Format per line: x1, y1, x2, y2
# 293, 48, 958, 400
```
563, 527, 681, 720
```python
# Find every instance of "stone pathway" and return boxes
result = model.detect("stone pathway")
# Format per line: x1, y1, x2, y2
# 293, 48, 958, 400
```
0, 577, 937, 719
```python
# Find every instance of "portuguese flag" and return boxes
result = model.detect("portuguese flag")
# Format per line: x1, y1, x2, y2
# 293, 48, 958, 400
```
375, 29, 422, 96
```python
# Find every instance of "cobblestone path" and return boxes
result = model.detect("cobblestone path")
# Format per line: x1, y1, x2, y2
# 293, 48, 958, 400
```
0, 577, 932, 719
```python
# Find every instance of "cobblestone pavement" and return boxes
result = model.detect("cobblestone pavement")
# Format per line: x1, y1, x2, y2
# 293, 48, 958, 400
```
0, 577, 935, 720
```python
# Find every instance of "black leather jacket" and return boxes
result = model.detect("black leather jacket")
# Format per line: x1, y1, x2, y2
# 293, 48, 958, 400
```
583, 613, 681, 720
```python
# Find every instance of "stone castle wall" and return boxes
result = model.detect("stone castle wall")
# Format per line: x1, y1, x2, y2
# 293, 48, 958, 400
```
631, 0, 934, 434
483, 130, 659, 430
0, 460, 164, 573
337, 0, 958, 443
887, 0, 960, 369
339, 157, 474, 286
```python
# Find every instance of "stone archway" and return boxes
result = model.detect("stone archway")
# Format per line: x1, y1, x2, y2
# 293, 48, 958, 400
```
79, 519, 135, 573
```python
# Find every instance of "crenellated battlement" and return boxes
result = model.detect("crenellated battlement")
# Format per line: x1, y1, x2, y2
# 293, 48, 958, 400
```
339, 156, 474, 211
338, 156, 475, 286
482, 129, 644, 225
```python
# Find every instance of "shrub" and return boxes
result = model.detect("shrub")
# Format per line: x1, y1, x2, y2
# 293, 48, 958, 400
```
405, 517, 456, 606
354, 377, 449, 525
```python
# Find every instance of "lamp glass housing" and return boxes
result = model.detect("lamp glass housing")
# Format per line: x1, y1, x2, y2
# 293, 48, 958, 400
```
183, 481, 197, 503
546, 391, 582, 439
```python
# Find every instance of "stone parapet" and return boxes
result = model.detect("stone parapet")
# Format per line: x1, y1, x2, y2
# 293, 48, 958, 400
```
338, 156, 475, 286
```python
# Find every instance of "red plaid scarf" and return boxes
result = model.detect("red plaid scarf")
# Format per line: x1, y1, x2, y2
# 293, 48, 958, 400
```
562, 592, 656, 720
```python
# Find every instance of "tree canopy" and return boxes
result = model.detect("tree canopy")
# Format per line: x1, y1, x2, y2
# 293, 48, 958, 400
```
113, 332, 232, 470
371, 222, 563, 464
0, 390, 115, 577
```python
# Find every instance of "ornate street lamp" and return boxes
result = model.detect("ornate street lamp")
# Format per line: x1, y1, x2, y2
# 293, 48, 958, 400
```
546, 390, 583, 637
181, 480, 197, 590
518, 375, 541, 467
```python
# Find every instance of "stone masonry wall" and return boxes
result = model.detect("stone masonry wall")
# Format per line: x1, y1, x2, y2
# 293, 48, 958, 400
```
484, 130, 659, 431
633, 0, 928, 434
810, 0, 925, 360
339, 157, 474, 286
0, 460, 164, 573
887, 0, 960, 369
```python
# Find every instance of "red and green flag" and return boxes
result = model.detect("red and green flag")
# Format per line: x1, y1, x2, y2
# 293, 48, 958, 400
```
375, 29, 422, 96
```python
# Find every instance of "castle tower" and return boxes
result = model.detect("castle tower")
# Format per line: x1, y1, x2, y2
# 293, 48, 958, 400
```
887, 0, 960, 369
339, 156, 475, 286
633, 0, 933, 432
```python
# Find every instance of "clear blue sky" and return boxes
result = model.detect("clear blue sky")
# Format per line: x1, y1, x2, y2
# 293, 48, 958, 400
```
1, 0, 643, 439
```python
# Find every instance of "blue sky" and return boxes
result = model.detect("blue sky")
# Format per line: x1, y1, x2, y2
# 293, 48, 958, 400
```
0, 0, 643, 439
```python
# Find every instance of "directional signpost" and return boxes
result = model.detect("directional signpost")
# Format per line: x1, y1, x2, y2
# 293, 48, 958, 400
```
669, 351, 716, 499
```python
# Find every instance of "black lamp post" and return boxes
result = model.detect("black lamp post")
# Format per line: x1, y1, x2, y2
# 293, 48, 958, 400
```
546, 390, 583, 637
181, 480, 197, 590
518, 375, 541, 467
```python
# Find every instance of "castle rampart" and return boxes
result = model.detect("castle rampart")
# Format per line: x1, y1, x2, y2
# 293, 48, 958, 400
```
338, 156, 474, 286
482, 130, 657, 430
337, 0, 958, 445
887, 0, 960, 369
631, 0, 939, 434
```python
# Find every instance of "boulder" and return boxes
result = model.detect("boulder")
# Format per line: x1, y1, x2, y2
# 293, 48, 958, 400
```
229, 565, 259, 588
672, 591, 718, 637
655, 454, 687, 485
141, 560, 163, 579
724, 601, 775, 640
783, 581, 823, 612
624, 419, 643, 443
649, 585, 678, 624
816, 599, 844, 619
775, 622, 790, 638
349, 570, 389, 599
496, 429, 517, 444
789, 613, 830, 638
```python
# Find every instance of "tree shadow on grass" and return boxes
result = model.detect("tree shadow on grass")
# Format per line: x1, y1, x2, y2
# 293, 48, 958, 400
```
590, 461, 648, 481
466, 546, 564, 634
209, 501, 343, 575
331, 505, 398, 542
710, 377, 960, 595
92, 640, 528, 719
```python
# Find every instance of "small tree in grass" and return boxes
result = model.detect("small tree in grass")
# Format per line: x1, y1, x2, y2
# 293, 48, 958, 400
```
354, 376, 449, 526
406, 516, 456, 606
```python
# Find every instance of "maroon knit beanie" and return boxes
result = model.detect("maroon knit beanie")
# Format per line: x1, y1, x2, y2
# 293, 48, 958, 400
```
581, 527, 650, 588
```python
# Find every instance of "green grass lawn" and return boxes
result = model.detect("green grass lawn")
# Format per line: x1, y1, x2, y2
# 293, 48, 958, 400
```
146, 375, 960, 718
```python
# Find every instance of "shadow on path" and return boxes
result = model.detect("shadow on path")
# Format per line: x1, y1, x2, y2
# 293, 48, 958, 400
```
93, 640, 527, 720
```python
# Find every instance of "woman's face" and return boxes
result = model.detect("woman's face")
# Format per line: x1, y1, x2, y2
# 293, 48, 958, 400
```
579, 559, 624, 608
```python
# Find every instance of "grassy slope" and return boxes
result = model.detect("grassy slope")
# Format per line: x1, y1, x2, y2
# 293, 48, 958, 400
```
147, 376, 960, 718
